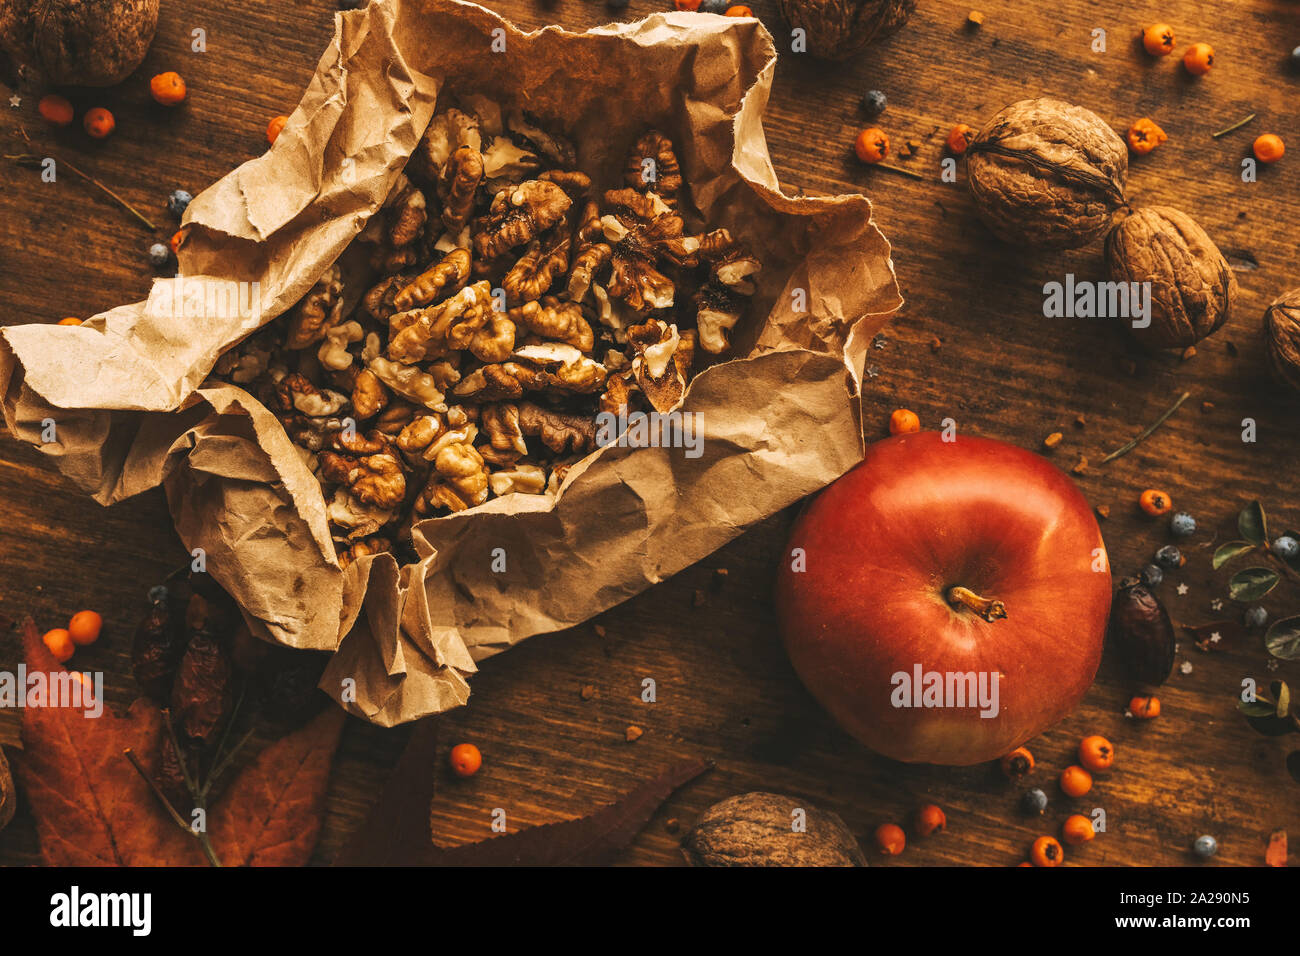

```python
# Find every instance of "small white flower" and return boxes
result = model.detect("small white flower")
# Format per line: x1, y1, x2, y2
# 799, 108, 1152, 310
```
1176, 583, 1189, 596
1179, 660, 1193, 675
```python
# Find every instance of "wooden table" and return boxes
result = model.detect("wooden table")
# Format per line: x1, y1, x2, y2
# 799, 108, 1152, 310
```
2, 0, 1298, 867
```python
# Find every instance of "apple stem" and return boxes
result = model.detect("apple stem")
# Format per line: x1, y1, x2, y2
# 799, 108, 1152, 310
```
947, 586, 1008, 622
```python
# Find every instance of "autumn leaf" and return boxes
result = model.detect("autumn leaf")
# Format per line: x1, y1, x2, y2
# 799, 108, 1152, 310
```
209, 706, 345, 866
14, 618, 204, 866
336, 715, 709, 867
12, 617, 345, 867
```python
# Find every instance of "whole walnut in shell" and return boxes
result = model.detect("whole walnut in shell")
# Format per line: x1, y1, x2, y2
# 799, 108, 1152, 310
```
778, 0, 915, 59
1264, 289, 1300, 392
967, 98, 1128, 249
682, 792, 866, 866
1104, 206, 1237, 350
0, 0, 159, 87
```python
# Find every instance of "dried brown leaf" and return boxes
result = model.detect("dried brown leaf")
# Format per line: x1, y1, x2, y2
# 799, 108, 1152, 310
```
210, 706, 346, 866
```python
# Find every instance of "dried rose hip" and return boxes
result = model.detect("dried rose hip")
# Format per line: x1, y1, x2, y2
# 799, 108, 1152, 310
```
1108, 577, 1175, 686
170, 595, 234, 743
132, 584, 183, 703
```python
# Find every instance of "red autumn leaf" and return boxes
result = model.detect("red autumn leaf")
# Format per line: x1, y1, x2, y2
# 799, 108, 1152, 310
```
209, 706, 345, 866
12, 617, 345, 867
1266, 828, 1287, 867
14, 618, 204, 866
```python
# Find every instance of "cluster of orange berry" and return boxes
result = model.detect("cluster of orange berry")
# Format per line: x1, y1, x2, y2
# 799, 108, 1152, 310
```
35, 71, 187, 140
1137, 24, 1284, 164
852, 124, 975, 166
40, 610, 103, 664
873, 803, 947, 856
1003, 736, 1115, 866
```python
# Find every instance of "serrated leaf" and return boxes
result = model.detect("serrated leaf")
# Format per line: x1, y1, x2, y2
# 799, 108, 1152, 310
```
1239, 501, 1268, 544
1238, 699, 1277, 718
1266, 616, 1300, 660
1213, 541, 1256, 569
1229, 567, 1280, 602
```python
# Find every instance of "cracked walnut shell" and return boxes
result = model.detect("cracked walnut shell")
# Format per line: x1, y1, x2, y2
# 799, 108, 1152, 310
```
1265, 289, 1300, 392
967, 98, 1128, 249
1105, 206, 1237, 350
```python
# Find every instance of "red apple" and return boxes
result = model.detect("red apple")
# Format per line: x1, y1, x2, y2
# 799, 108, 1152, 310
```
775, 432, 1110, 765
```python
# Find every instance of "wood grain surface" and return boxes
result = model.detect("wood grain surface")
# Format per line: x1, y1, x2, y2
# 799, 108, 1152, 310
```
1, 0, 1298, 867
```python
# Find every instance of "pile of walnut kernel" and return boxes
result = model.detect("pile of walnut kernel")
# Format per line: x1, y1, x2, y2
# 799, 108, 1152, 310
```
209, 98, 761, 568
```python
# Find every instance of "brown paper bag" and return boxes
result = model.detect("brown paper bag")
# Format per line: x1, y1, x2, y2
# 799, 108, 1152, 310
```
0, 0, 901, 726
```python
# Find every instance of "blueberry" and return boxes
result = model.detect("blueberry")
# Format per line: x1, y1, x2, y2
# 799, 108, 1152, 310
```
1193, 834, 1218, 859
1291, 45, 1300, 70
1140, 564, 1164, 587
147, 584, 169, 605
699, 0, 730, 11
1169, 512, 1196, 537
167, 189, 192, 219
1245, 606, 1268, 628
1155, 545, 1183, 569
862, 89, 888, 116
147, 242, 169, 266
1272, 535, 1299, 559
1020, 788, 1048, 815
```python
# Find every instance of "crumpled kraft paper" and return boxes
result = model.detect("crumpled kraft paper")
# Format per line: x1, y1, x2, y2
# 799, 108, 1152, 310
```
0, 0, 901, 726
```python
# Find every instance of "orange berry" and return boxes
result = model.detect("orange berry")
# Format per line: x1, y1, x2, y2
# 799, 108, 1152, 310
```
874, 822, 906, 855
1130, 694, 1161, 718
449, 743, 482, 777
724, 5, 754, 15
1182, 42, 1214, 75
888, 408, 920, 435
1062, 814, 1096, 845
149, 71, 187, 106
1016, 861, 1033, 867
42, 628, 75, 663
1138, 488, 1173, 516
266, 115, 289, 146
169, 229, 185, 254
1000, 746, 1035, 778
946, 123, 975, 155
1078, 735, 1114, 772
67, 610, 103, 647
37, 94, 74, 126
57, 317, 83, 326
1142, 24, 1175, 56
1030, 835, 1064, 867
854, 127, 889, 163
83, 107, 115, 139
1126, 118, 1167, 155
1253, 134, 1285, 164
674, 0, 702, 8
915, 804, 946, 837
1060, 765, 1093, 797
